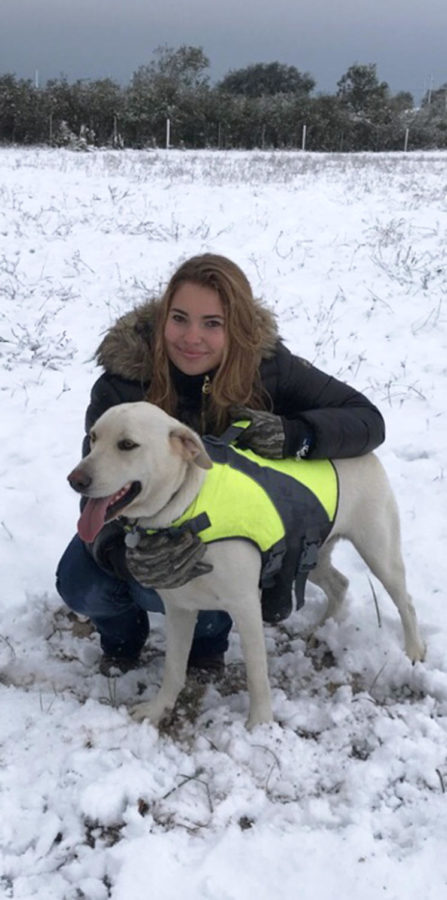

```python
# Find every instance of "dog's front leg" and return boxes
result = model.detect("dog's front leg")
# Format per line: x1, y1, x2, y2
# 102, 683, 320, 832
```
131, 605, 197, 726
231, 594, 273, 729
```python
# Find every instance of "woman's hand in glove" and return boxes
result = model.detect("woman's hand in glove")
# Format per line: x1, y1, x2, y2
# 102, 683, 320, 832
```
125, 528, 213, 588
230, 406, 286, 458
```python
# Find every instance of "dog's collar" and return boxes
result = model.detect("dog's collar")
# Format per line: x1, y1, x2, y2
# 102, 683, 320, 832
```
121, 511, 211, 547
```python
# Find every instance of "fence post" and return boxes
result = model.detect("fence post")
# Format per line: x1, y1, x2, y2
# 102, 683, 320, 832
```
166, 118, 171, 149
404, 128, 409, 152
301, 124, 307, 151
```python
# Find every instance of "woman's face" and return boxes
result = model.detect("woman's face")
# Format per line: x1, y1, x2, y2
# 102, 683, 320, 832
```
164, 281, 226, 375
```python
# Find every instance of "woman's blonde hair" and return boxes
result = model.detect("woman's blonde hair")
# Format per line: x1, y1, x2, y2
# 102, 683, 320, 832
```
147, 253, 270, 432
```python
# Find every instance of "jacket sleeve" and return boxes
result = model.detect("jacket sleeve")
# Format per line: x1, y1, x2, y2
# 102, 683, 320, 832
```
270, 343, 385, 459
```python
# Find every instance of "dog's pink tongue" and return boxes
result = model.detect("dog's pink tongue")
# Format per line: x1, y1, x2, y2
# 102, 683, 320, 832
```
77, 497, 112, 543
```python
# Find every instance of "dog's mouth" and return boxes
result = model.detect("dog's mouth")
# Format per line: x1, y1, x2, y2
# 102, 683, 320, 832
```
77, 481, 141, 543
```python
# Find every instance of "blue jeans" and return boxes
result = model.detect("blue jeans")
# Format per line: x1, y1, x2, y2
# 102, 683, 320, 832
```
56, 535, 232, 660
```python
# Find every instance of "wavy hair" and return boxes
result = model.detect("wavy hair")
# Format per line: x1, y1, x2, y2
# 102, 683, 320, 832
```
146, 254, 271, 433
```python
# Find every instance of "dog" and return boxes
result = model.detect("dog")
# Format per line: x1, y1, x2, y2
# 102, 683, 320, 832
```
67, 401, 426, 729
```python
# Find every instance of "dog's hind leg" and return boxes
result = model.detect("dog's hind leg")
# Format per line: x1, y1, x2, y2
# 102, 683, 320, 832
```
352, 537, 425, 662
346, 499, 426, 663
131, 605, 197, 725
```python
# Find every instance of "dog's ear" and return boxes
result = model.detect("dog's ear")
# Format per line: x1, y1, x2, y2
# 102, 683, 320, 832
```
169, 427, 213, 470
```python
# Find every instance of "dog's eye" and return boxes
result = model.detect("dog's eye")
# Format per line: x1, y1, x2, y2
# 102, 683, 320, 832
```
117, 439, 139, 451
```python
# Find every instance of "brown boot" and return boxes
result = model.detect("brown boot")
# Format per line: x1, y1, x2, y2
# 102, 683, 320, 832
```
99, 655, 140, 677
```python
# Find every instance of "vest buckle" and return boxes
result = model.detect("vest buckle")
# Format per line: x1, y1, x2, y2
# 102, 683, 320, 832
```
298, 533, 321, 572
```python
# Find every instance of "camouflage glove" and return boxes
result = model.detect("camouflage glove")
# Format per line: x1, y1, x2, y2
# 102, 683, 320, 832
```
231, 406, 286, 458
125, 528, 213, 588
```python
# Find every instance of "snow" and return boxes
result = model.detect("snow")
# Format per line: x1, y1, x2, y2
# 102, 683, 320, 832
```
1, 147, 446, 899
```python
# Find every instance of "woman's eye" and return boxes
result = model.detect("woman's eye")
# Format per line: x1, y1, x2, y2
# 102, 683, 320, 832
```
206, 320, 223, 328
117, 439, 139, 451
171, 313, 186, 323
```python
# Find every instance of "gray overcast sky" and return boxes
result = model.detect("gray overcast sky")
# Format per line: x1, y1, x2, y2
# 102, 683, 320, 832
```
1, 0, 445, 102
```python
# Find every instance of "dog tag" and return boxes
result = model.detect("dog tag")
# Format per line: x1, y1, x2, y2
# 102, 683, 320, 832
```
125, 531, 141, 548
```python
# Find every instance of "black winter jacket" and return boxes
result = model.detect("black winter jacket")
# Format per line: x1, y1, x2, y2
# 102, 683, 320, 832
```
84, 299, 385, 459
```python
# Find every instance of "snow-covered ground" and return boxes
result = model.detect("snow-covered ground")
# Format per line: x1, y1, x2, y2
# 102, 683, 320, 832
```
1, 147, 446, 899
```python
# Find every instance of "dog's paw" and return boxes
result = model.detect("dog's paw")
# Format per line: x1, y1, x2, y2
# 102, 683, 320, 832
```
407, 638, 427, 664
130, 700, 167, 725
246, 716, 274, 731
246, 704, 274, 731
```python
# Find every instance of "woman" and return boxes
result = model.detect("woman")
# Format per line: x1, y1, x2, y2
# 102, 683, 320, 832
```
56, 253, 385, 675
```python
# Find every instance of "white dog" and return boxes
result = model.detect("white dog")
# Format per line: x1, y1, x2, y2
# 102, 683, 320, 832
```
68, 401, 425, 729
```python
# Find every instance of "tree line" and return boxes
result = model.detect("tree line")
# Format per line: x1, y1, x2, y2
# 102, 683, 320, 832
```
1, 46, 446, 152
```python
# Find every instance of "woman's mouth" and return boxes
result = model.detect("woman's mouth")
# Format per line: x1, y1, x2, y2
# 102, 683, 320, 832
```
177, 348, 207, 359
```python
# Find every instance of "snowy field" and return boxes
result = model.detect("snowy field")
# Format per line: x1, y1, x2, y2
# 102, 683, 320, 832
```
1, 147, 446, 899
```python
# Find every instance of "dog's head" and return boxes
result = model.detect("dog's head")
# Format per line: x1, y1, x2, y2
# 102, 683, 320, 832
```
67, 401, 212, 542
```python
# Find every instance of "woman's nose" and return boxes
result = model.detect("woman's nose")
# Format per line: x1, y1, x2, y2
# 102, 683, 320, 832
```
184, 323, 202, 343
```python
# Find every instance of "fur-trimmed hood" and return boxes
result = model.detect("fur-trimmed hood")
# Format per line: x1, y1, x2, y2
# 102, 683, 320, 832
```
95, 298, 279, 382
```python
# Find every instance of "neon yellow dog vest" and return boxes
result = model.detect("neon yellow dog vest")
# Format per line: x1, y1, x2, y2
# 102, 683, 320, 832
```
173, 443, 338, 554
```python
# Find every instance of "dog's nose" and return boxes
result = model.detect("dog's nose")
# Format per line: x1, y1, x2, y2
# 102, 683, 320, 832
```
67, 468, 92, 493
